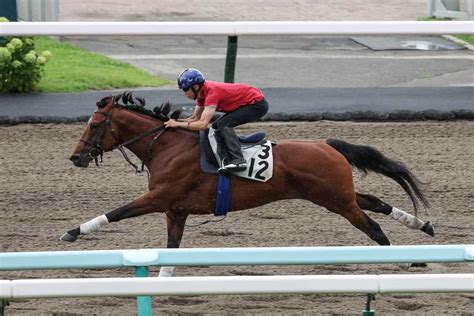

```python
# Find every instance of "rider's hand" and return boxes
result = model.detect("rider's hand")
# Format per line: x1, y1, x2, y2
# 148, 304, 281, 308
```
164, 119, 177, 128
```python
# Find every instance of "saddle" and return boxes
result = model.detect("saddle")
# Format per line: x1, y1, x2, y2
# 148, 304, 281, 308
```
199, 129, 273, 182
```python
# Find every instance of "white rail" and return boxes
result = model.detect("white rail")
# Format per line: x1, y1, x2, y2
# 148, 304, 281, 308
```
2, 245, 473, 270
0, 21, 472, 36
1, 274, 473, 299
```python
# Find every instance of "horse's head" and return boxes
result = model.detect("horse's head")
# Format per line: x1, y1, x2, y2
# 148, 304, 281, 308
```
70, 92, 182, 168
69, 95, 119, 168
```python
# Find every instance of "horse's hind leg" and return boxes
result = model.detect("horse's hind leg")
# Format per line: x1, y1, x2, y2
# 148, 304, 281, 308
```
356, 192, 433, 269
316, 193, 391, 246
334, 201, 391, 246
356, 193, 434, 237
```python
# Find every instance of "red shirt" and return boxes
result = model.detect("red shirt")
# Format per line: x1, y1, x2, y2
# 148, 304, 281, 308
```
196, 80, 264, 112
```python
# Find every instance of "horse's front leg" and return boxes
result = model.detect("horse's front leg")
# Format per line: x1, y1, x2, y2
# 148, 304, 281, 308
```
60, 191, 162, 242
158, 211, 188, 277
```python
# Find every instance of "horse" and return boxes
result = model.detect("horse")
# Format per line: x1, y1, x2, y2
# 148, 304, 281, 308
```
62, 92, 434, 273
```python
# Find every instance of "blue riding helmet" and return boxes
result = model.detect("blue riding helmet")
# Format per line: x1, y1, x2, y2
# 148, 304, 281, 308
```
177, 68, 205, 90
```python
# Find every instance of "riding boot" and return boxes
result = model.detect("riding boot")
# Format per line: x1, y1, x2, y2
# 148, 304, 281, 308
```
213, 129, 231, 173
218, 127, 247, 172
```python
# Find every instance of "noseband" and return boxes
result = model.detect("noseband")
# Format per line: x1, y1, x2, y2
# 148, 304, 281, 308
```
80, 109, 166, 172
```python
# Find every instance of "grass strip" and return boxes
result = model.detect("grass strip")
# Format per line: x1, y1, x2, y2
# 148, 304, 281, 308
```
34, 37, 172, 92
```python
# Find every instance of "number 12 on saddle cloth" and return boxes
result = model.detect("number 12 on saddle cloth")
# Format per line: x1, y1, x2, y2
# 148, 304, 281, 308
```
208, 128, 273, 182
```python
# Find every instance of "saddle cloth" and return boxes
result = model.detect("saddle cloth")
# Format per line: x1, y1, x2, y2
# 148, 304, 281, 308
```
199, 128, 274, 182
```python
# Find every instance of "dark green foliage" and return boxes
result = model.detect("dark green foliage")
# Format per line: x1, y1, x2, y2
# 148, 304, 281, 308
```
0, 17, 52, 92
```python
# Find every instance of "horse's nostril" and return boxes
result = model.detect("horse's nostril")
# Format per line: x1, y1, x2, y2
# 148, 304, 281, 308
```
69, 154, 80, 162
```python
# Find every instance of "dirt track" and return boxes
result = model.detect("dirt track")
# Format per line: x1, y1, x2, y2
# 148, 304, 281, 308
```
1, 121, 473, 315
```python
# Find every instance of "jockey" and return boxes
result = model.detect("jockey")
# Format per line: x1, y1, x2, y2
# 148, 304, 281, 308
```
164, 68, 269, 173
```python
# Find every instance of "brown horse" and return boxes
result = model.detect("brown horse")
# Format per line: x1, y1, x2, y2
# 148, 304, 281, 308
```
62, 93, 434, 257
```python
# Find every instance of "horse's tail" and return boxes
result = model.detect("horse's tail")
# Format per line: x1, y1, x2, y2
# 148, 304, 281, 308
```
326, 139, 430, 214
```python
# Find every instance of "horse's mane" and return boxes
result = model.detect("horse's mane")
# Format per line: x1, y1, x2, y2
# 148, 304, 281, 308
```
96, 91, 181, 121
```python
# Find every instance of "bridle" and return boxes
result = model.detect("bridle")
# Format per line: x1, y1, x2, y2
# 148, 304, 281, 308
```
80, 108, 166, 174
80, 111, 115, 166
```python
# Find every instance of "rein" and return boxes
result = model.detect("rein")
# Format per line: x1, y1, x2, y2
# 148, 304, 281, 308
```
115, 125, 166, 175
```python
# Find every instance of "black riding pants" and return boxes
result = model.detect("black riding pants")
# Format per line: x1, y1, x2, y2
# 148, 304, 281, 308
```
211, 98, 269, 130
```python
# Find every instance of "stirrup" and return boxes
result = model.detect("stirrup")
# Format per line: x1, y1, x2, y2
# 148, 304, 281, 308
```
219, 162, 247, 173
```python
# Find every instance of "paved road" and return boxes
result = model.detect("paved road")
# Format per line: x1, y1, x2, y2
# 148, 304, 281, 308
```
65, 35, 474, 88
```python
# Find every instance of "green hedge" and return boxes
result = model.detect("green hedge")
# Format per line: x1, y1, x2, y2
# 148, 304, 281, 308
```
0, 17, 52, 92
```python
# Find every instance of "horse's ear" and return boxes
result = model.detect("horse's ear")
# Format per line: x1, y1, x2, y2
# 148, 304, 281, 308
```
106, 95, 115, 107
96, 95, 113, 108
114, 94, 122, 103
170, 110, 181, 120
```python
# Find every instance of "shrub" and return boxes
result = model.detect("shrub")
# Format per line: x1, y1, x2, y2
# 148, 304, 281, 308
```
0, 17, 52, 92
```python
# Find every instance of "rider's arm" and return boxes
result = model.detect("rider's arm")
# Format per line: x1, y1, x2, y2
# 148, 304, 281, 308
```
165, 106, 216, 130
186, 106, 216, 130
184, 105, 204, 122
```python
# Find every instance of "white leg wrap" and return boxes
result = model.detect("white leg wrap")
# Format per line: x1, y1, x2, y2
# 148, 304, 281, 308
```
389, 207, 424, 229
80, 214, 109, 235
158, 266, 175, 277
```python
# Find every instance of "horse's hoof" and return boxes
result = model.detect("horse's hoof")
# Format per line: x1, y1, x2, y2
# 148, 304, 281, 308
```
60, 232, 77, 242
397, 262, 428, 270
421, 221, 435, 237
397, 263, 411, 270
